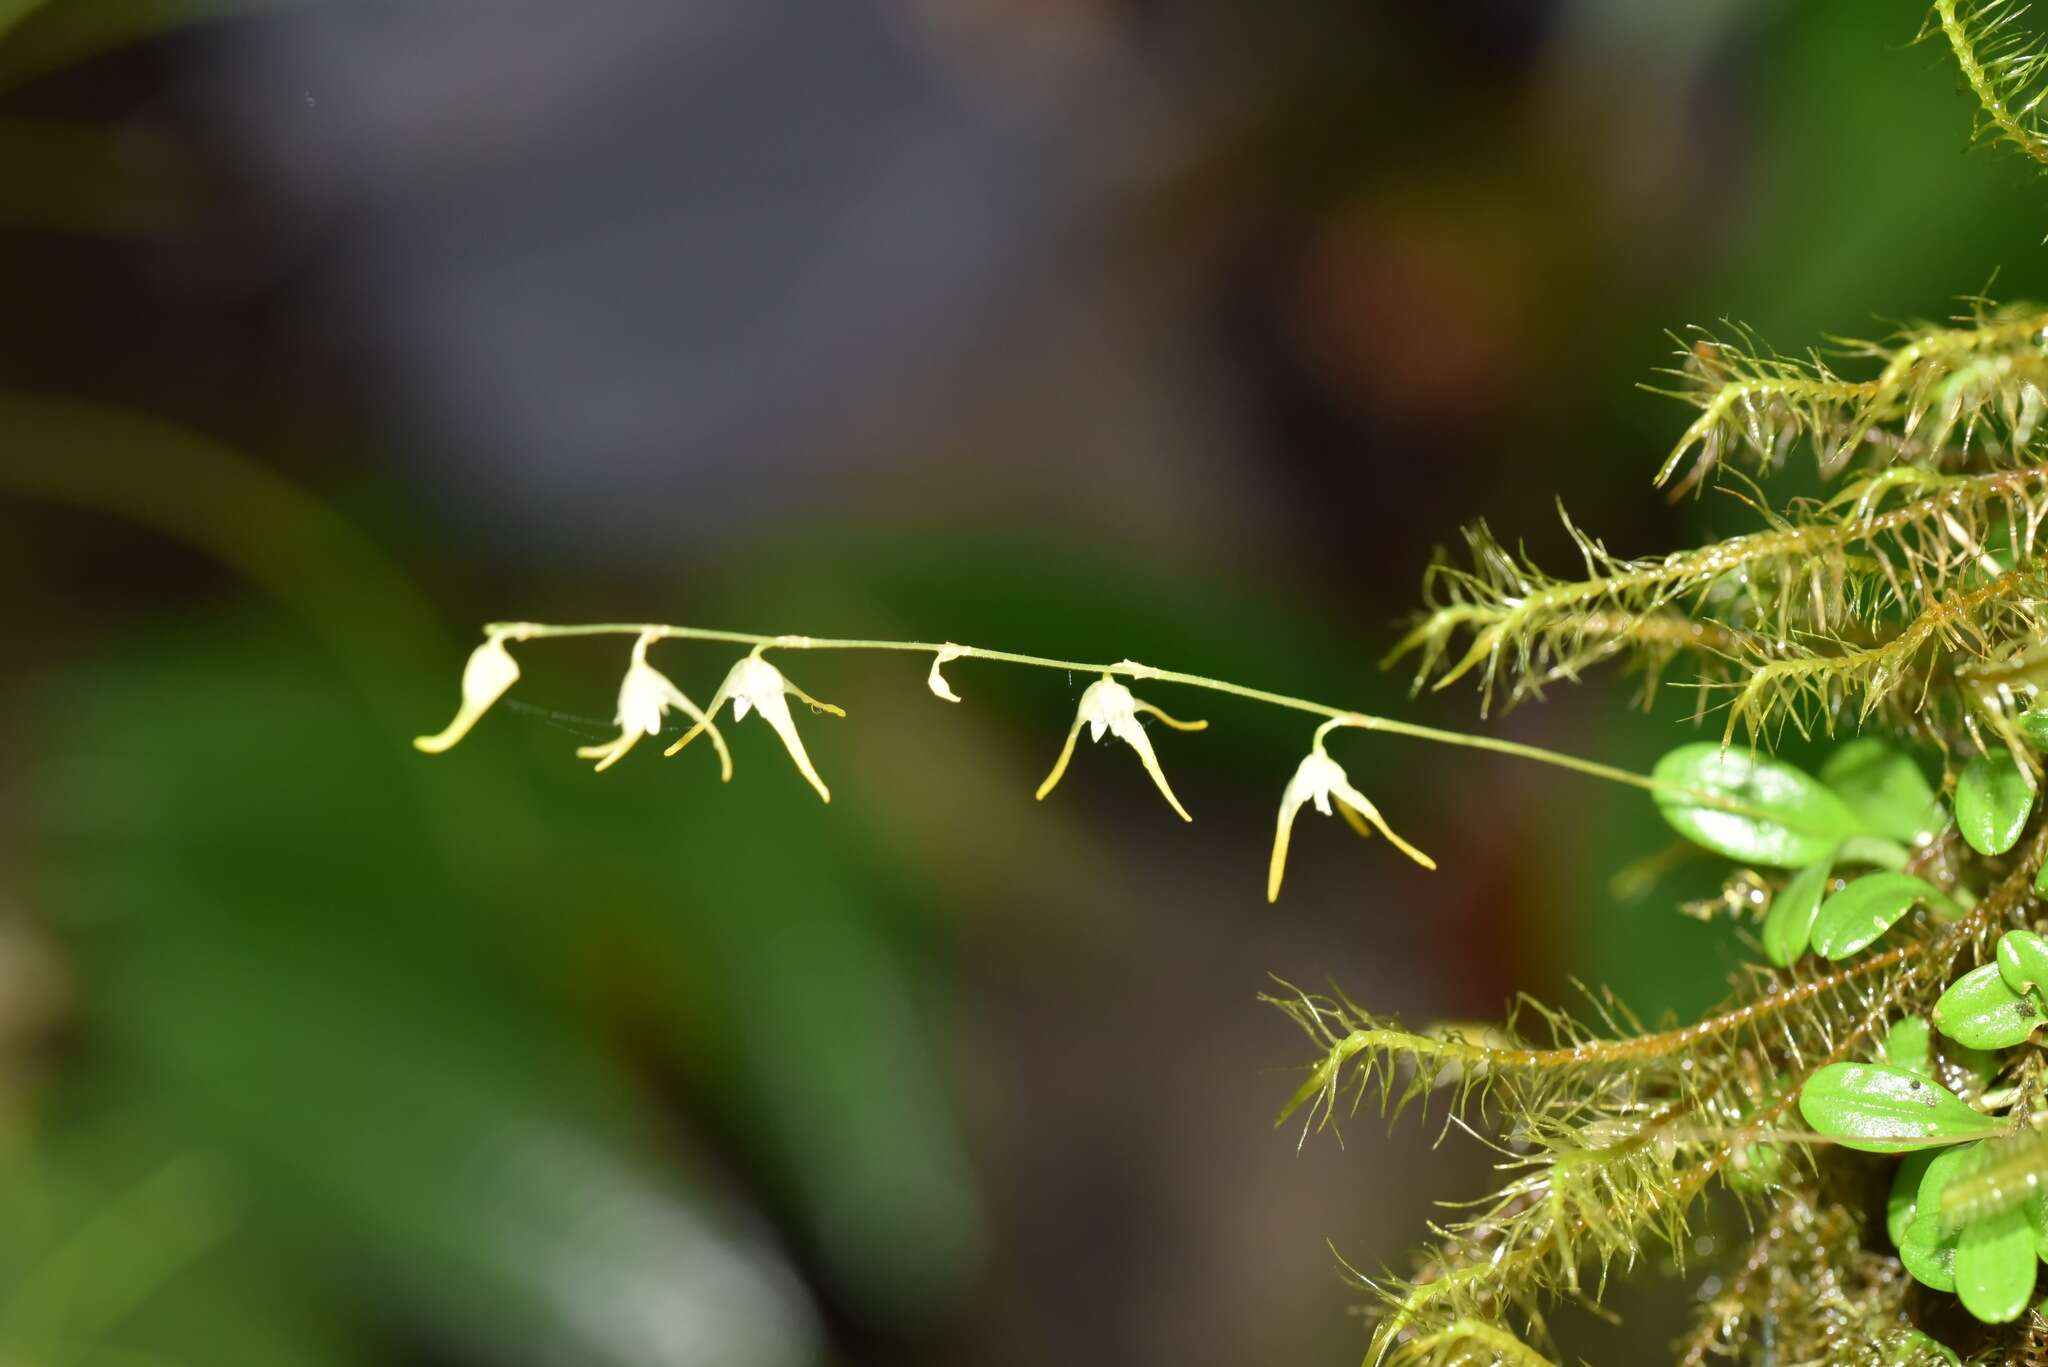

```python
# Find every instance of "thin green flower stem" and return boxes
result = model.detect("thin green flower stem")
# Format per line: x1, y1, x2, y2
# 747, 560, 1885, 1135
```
485, 621, 1760, 816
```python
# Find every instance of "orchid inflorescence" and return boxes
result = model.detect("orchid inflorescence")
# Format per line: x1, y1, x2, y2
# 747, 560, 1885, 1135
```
411, 621, 1685, 902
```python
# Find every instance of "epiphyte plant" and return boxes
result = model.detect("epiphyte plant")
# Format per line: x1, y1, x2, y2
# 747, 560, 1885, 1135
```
412, 4, 2048, 1363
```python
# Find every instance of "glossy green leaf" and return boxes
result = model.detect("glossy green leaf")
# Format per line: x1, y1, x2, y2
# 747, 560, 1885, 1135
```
1957, 1205, 2037, 1322
1902, 1212, 1961, 1292
1882, 1330, 1962, 1367
1934, 963, 2045, 1051
1999, 930, 2048, 997
1652, 744, 1863, 868
1890, 1149, 1939, 1246
2021, 708, 2048, 754
1879, 1015, 1934, 1077
1798, 1062, 1998, 1152
1821, 737, 1943, 845
1763, 860, 1833, 967
1955, 751, 2036, 856
1901, 1144, 1979, 1292
1810, 872, 1943, 961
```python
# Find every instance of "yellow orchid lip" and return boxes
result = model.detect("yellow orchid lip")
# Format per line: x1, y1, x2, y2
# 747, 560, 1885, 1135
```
1035, 675, 1207, 821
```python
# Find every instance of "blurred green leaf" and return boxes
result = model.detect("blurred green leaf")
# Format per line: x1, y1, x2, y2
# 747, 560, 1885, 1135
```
0, 0, 302, 94
1652, 744, 1862, 867
1878, 1015, 1933, 1078
1820, 738, 1942, 846
0, 118, 203, 235
1902, 1144, 1981, 1292
1956, 1204, 2035, 1323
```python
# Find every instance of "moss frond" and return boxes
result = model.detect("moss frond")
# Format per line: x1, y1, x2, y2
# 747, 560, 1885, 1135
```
1930, 0, 2048, 172
1655, 307, 2048, 493
1676, 1189, 1934, 1367
1393, 464, 2048, 728
1722, 566, 2048, 745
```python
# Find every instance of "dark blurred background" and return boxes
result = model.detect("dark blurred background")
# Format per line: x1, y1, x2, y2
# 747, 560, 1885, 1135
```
3, 2, 2045, 1363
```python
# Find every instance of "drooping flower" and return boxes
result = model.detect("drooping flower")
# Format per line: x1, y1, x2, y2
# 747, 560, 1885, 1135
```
928, 644, 965, 703
666, 650, 844, 801
1268, 740, 1434, 902
414, 634, 520, 754
577, 632, 730, 775
1036, 675, 1206, 821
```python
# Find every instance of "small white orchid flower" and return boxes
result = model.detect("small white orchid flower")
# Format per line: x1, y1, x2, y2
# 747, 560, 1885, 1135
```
1268, 728, 1434, 902
576, 633, 731, 775
666, 649, 844, 802
414, 634, 520, 754
1036, 674, 1207, 821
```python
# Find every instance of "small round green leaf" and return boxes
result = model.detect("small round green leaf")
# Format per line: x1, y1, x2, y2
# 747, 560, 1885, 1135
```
1822, 738, 1944, 845
2020, 708, 2048, 754
1810, 873, 1943, 961
1955, 751, 2036, 856
1957, 1204, 2038, 1323
1652, 744, 1864, 868
1999, 930, 2048, 997
1902, 1211, 1960, 1293
1798, 1062, 1998, 1152
1934, 963, 2045, 1051
1762, 860, 1832, 967
1879, 1015, 1934, 1077
1902, 1144, 1980, 1292
1890, 1149, 1938, 1246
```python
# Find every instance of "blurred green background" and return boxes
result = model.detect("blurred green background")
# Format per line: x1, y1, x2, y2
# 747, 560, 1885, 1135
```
2, 1, 2043, 1363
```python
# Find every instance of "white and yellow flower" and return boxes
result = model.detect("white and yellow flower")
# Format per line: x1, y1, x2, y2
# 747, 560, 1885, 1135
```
1268, 733, 1434, 902
577, 632, 730, 774
1036, 675, 1206, 821
666, 650, 843, 802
